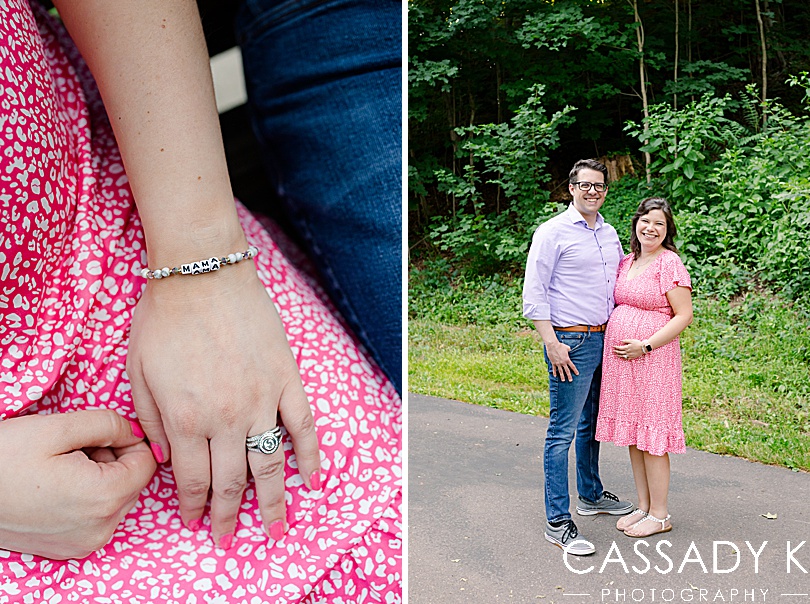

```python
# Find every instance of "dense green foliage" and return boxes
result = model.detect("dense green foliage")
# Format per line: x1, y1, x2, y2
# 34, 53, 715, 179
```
625, 82, 810, 296
410, 0, 810, 299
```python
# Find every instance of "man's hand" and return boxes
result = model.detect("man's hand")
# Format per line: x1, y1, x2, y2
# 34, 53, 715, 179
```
0, 410, 156, 560
546, 340, 579, 382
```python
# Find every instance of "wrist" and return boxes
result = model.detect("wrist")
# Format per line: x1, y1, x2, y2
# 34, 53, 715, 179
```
141, 256, 263, 304
642, 340, 653, 354
141, 211, 247, 268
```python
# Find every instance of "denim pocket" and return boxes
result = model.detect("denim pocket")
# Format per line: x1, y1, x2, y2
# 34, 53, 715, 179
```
557, 332, 586, 353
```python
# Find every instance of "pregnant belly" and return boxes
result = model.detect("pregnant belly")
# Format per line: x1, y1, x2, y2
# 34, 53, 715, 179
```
606, 305, 670, 347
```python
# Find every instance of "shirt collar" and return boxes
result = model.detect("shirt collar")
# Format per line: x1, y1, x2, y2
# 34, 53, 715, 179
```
565, 203, 604, 230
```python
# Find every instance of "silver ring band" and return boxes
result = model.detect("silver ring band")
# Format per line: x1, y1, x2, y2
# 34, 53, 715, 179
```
246, 426, 282, 455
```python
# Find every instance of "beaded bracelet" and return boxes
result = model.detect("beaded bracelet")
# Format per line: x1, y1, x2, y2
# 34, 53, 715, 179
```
137, 245, 259, 280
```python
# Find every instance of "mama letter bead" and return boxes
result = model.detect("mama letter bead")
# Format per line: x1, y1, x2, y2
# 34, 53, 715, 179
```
181, 257, 221, 275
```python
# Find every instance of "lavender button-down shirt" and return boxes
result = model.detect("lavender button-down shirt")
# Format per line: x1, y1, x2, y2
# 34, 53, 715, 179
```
523, 204, 623, 327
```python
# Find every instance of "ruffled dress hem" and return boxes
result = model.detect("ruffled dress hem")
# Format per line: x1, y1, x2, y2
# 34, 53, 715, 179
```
597, 418, 686, 456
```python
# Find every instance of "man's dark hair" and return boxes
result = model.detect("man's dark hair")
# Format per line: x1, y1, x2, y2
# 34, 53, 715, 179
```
568, 159, 608, 185
629, 197, 679, 259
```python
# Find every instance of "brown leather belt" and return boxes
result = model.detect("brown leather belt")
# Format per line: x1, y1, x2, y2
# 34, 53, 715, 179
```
553, 323, 607, 333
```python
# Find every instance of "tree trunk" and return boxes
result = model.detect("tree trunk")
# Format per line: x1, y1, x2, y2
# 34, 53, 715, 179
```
632, 0, 651, 183
754, 0, 768, 126
450, 87, 457, 216
496, 62, 503, 125
688, 0, 693, 102
468, 91, 476, 215
674, 0, 679, 110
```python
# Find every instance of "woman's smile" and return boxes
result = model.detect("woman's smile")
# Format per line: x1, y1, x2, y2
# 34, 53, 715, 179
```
636, 209, 667, 250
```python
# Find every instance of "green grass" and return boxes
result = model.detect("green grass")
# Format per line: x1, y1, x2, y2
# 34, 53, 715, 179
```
409, 273, 810, 471
409, 322, 549, 415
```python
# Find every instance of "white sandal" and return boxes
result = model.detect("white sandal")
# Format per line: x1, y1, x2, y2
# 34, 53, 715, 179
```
624, 513, 672, 538
616, 508, 647, 531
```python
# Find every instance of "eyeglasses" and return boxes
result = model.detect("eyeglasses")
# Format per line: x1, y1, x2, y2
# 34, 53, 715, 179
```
572, 181, 608, 192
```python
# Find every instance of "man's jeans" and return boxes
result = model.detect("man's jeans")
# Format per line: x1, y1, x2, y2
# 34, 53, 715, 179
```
543, 331, 605, 523
235, 0, 402, 393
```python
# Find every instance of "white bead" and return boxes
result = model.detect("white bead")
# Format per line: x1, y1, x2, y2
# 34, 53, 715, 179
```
227, 253, 237, 264
140, 268, 150, 278
161, 267, 171, 278
154, 271, 163, 279
235, 252, 244, 262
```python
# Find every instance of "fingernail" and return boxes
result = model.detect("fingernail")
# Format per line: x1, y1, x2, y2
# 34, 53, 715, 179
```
268, 520, 284, 541
150, 442, 165, 463
188, 518, 202, 532
310, 471, 321, 491
218, 533, 234, 550
128, 420, 145, 439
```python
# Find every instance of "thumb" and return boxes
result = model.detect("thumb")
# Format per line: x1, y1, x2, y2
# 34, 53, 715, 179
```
100, 442, 158, 502
46, 409, 145, 454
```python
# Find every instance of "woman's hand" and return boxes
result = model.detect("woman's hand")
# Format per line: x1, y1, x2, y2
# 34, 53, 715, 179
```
614, 339, 645, 360
126, 263, 320, 549
0, 410, 156, 560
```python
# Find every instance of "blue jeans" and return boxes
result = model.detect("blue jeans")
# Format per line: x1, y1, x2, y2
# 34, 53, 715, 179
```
543, 331, 605, 523
235, 0, 402, 393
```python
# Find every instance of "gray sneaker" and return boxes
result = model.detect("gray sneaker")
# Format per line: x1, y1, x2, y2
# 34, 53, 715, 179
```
576, 491, 634, 516
544, 520, 596, 556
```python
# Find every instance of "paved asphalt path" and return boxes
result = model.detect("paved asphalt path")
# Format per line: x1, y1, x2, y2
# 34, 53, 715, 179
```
409, 394, 810, 603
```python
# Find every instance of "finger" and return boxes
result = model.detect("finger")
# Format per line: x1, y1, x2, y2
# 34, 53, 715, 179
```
569, 361, 579, 376
96, 441, 157, 509
170, 438, 213, 531
46, 409, 146, 454
247, 425, 287, 542
208, 434, 248, 550
86, 447, 117, 463
278, 380, 320, 490
126, 359, 170, 465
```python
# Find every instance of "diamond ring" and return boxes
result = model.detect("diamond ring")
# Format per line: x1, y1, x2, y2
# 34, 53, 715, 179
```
246, 426, 282, 455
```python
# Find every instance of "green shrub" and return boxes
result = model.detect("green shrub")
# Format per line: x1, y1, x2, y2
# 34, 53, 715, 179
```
427, 85, 574, 274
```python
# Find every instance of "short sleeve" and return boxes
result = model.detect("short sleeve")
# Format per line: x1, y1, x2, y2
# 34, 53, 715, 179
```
658, 251, 692, 295
618, 253, 633, 277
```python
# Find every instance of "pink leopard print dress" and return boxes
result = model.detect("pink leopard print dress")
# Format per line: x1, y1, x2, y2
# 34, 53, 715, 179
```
0, 2, 402, 602
596, 250, 692, 456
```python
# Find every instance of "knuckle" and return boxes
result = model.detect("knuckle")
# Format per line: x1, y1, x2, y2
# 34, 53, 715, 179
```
85, 487, 123, 520
283, 407, 315, 437
216, 476, 247, 500
216, 403, 240, 430
101, 409, 124, 437
169, 406, 200, 437
178, 479, 211, 499
251, 456, 285, 482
